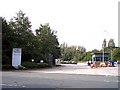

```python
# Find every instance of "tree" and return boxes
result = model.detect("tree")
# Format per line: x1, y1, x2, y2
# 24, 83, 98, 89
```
35, 23, 60, 64
102, 39, 107, 48
84, 51, 92, 61
2, 17, 13, 64
112, 47, 120, 61
9, 10, 34, 62
99, 39, 116, 60
108, 39, 115, 60
2, 10, 61, 67
92, 49, 99, 53
60, 44, 86, 62
108, 39, 115, 48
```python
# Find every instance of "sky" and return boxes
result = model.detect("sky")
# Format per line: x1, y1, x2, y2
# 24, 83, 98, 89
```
0, 0, 119, 51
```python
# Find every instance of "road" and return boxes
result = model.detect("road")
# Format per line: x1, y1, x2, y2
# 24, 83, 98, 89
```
1, 64, 119, 89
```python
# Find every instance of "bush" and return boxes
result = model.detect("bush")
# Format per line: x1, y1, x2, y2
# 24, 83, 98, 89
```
60, 62, 66, 64
22, 62, 37, 69
22, 62, 51, 69
2, 64, 15, 70
37, 63, 51, 68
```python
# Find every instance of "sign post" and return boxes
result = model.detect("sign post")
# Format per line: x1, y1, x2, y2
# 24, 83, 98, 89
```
12, 48, 22, 67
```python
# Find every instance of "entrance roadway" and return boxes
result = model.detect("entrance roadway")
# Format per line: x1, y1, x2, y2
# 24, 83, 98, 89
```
1, 63, 119, 88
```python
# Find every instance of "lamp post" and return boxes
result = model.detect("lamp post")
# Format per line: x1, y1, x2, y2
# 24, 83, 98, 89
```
102, 39, 106, 62
102, 30, 107, 62
103, 48, 104, 62
102, 46, 104, 62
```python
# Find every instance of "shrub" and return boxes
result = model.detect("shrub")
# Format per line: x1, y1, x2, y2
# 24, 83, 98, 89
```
22, 62, 37, 69
22, 62, 50, 69
60, 61, 66, 64
37, 63, 50, 68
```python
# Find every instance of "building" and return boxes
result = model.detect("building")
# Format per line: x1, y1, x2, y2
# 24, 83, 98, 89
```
92, 52, 109, 62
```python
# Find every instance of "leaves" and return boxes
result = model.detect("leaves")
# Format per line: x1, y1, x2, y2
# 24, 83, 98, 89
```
112, 48, 120, 61
60, 44, 87, 62
35, 23, 60, 63
108, 39, 115, 48
2, 10, 61, 65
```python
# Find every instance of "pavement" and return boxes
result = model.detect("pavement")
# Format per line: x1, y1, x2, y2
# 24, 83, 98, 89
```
29, 63, 119, 76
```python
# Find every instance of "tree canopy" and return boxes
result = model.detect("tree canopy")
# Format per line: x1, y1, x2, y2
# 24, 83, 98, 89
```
108, 39, 115, 48
60, 43, 88, 62
35, 23, 60, 63
2, 10, 60, 65
112, 48, 120, 61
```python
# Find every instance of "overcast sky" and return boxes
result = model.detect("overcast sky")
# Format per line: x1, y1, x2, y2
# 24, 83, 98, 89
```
0, 0, 119, 51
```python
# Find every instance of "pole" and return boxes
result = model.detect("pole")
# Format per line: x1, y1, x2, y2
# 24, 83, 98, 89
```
102, 42, 104, 62
102, 47, 104, 62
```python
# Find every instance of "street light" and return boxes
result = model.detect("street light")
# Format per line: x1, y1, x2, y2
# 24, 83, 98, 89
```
102, 39, 106, 62
102, 46, 104, 62
102, 30, 107, 62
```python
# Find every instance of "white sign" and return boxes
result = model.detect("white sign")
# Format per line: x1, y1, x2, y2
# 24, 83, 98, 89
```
12, 48, 22, 66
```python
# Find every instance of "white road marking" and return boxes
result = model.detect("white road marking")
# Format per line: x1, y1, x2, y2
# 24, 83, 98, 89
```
0, 83, 26, 87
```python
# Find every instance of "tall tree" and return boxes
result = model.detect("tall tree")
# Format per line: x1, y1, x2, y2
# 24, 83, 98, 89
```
102, 39, 107, 48
9, 10, 34, 61
2, 17, 13, 64
112, 47, 120, 61
35, 23, 60, 64
108, 39, 115, 60
108, 39, 115, 48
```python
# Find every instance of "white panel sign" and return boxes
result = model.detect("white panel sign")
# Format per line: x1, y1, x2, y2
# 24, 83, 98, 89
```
12, 48, 22, 66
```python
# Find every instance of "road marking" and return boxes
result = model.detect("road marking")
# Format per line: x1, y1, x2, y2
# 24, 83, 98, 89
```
0, 83, 26, 87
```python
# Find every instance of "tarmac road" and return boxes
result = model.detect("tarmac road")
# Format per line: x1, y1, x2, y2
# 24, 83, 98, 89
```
1, 64, 119, 89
